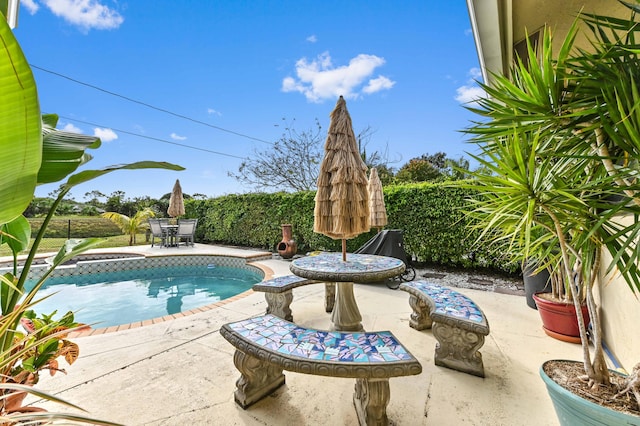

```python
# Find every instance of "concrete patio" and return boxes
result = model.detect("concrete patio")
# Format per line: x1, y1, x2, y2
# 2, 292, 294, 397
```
26, 243, 582, 425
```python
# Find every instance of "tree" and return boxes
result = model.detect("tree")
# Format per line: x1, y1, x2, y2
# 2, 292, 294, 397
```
229, 119, 324, 192
101, 208, 155, 245
443, 156, 472, 180
462, 6, 640, 394
83, 190, 105, 208
395, 152, 448, 183
22, 197, 54, 218
357, 125, 399, 185
230, 119, 399, 192
104, 190, 125, 213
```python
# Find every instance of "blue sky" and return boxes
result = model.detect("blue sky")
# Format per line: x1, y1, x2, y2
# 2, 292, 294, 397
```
14, 0, 484, 201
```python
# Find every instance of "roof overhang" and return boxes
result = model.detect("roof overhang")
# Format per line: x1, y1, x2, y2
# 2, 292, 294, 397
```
466, 0, 512, 86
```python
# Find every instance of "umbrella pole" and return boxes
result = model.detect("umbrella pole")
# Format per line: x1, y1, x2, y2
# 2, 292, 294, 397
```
342, 239, 347, 261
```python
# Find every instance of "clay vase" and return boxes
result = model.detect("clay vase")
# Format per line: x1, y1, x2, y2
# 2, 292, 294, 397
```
532, 293, 590, 343
277, 224, 297, 259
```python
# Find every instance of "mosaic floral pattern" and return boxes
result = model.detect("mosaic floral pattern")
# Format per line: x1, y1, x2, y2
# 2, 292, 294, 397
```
228, 314, 416, 363
410, 281, 486, 324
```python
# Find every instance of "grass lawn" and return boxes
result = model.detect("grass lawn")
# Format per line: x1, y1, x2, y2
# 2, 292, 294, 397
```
0, 234, 150, 258
0, 216, 152, 258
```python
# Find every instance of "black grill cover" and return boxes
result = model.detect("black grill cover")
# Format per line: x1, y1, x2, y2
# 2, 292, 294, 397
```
354, 229, 409, 265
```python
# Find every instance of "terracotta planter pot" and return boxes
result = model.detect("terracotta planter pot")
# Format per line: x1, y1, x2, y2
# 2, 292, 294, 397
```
277, 224, 297, 259
532, 293, 590, 343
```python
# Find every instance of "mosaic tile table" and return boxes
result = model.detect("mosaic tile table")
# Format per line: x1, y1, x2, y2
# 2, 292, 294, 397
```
290, 253, 405, 331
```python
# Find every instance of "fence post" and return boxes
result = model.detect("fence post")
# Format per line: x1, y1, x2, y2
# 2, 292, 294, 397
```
68, 219, 71, 240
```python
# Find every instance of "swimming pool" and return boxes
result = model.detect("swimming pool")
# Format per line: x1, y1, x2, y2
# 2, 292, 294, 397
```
18, 255, 266, 330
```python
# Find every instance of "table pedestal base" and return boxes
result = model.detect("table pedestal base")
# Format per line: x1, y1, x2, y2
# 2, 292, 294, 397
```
331, 282, 363, 331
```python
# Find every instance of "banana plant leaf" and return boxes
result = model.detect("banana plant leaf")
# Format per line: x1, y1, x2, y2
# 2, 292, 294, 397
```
38, 114, 101, 184
0, 17, 41, 226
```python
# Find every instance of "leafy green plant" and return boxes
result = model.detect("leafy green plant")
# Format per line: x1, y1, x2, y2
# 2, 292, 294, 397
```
7, 309, 84, 386
101, 208, 156, 245
458, 3, 640, 404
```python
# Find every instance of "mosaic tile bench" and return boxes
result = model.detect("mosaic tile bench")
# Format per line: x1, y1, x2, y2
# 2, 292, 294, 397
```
220, 314, 422, 426
252, 275, 335, 321
399, 280, 490, 377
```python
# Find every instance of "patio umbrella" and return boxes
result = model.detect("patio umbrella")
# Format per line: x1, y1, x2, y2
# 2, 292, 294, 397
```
314, 96, 370, 261
167, 179, 185, 219
368, 168, 387, 232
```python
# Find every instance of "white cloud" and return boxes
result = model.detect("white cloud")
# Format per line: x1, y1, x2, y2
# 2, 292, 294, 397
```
62, 123, 82, 133
170, 132, 187, 141
41, 0, 124, 31
464, 28, 473, 36
469, 67, 482, 79
94, 127, 118, 142
363, 76, 395, 94
21, 0, 40, 14
306, 35, 317, 43
455, 85, 485, 104
454, 68, 486, 104
282, 51, 395, 103
207, 108, 221, 116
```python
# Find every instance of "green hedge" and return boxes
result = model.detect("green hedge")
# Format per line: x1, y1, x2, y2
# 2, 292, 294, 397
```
185, 182, 517, 274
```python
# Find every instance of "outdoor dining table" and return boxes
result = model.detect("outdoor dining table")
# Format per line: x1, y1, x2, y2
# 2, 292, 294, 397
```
160, 224, 179, 247
290, 252, 405, 331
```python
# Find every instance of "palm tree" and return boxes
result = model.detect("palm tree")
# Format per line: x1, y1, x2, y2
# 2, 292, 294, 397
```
101, 208, 156, 245
459, 4, 640, 393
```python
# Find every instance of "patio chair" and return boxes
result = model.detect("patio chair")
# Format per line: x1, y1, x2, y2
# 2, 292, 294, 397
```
176, 219, 197, 247
148, 219, 167, 247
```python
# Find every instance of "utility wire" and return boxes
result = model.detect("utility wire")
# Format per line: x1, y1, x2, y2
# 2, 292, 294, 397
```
54, 114, 249, 161
31, 64, 274, 146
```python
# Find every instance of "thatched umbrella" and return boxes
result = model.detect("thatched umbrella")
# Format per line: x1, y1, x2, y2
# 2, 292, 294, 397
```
314, 96, 370, 261
167, 179, 185, 219
368, 168, 387, 232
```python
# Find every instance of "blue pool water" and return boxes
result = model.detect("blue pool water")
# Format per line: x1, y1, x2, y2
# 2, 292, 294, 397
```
24, 265, 262, 329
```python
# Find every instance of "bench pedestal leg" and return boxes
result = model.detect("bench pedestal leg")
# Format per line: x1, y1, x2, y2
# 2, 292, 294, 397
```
408, 295, 432, 330
432, 322, 485, 377
324, 282, 335, 312
233, 349, 285, 408
264, 291, 293, 321
353, 378, 390, 426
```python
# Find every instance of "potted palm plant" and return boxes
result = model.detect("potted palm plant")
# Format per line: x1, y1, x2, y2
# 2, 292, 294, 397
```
0, 14, 183, 422
459, 3, 640, 423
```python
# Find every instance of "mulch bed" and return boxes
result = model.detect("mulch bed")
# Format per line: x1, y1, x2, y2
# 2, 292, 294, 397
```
544, 359, 640, 417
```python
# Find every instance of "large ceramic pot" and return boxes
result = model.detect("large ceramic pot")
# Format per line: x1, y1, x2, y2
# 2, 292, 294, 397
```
532, 293, 590, 343
540, 360, 640, 425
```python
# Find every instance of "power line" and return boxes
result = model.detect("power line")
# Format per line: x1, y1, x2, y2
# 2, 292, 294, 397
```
31, 64, 274, 146
54, 114, 249, 161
